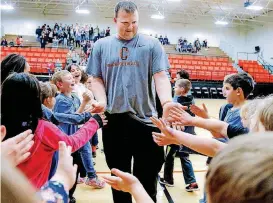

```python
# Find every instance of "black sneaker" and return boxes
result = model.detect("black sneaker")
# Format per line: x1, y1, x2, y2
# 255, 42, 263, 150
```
69, 197, 76, 203
185, 182, 199, 192
159, 178, 174, 187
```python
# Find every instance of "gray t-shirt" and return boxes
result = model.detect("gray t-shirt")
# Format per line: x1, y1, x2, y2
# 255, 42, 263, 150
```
86, 34, 168, 122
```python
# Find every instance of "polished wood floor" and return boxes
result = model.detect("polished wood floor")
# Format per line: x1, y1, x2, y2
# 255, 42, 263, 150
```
75, 99, 227, 203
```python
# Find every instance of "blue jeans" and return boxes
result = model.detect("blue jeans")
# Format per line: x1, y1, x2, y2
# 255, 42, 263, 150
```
90, 132, 98, 146
79, 142, 96, 179
48, 151, 58, 180
164, 145, 196, 185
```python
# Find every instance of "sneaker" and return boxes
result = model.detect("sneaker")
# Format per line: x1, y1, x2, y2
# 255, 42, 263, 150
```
159, 178, 174, 187
77, 177, 86, 184
69, 197, 76, 203
185, 182, 199, 192
85, 177, 105, 189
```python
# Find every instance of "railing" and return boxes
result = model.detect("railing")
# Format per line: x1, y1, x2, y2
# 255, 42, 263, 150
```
237, 52, 258, 61
257, 55, 273, 74
220, 40, 235, 61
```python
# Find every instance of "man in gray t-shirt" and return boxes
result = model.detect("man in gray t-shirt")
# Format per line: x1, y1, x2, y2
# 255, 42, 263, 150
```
86, 2, 176, 202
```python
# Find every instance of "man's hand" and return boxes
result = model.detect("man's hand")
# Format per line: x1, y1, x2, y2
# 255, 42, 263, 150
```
1, 129, 34, 166
190, 103, 209, 119
162, 102, 187, 122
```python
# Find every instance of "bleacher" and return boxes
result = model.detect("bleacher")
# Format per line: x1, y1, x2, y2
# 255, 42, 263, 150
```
239, 60, 273, 83
168, 54, 237, 81
1, 46, 68, 74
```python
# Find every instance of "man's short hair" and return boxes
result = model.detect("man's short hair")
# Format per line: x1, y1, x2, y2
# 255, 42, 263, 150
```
206, 133, 273, 203
175, 79, 191, 93
51, 70, 70, 86
114, 1, 138, 18
224, 72, 255, 99
176, 70, 190, 80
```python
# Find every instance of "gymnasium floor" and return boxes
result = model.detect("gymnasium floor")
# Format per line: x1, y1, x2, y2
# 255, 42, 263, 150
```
75, 99, 227, 203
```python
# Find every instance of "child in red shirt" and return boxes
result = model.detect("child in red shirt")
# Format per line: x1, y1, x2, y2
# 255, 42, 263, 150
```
1, 72, 104, 189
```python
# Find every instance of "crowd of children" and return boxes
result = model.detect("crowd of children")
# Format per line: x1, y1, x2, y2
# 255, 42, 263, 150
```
1, 51, 273, 203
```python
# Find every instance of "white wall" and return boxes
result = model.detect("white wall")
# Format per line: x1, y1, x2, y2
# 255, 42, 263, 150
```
244, 23, 273, 63
1, 10, 246, 47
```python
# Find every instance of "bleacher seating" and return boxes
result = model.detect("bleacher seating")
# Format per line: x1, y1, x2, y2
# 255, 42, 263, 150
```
239, 60, 273, 83
1, 47, 68, 74
168, 54, 237, 81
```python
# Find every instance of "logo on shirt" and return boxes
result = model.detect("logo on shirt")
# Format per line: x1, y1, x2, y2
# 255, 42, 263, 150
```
120, 47, 129, 60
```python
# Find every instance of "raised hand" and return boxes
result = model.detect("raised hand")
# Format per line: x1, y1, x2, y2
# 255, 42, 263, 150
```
190, 103, 209, 118
103, 168, 140, 193
169, 107, 194, 126
1, 127, 34, 166
150, 117, 179, 146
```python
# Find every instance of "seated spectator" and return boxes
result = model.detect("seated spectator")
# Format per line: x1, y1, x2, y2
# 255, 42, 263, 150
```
181, 43, 188, 52
9, 39, 15, 47
194, 38, 201, 52
52, 36, 59, 48
187, 43, 193, 52
158, 35, 164, 45
164, 35, 169, 45
1, 38, 8, 47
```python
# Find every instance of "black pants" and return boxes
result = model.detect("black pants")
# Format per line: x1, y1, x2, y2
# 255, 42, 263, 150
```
103, 113, 165, 203
69, 151, 82, 199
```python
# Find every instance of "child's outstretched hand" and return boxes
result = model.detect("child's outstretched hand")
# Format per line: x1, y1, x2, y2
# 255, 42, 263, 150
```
91, 101, 106, 113
190, 103, 209, 118
1, 128, 34, 166
169, 107, 194, 126
150, 117, 179, 146
103, 168, 140, 193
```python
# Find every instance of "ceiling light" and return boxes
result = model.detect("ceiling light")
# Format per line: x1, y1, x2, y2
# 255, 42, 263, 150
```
246, 5, 263, 11
0, 4, 14, 10
215, 20, 228, 25
75, 9, 89, 14
151, 14, 165, 20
